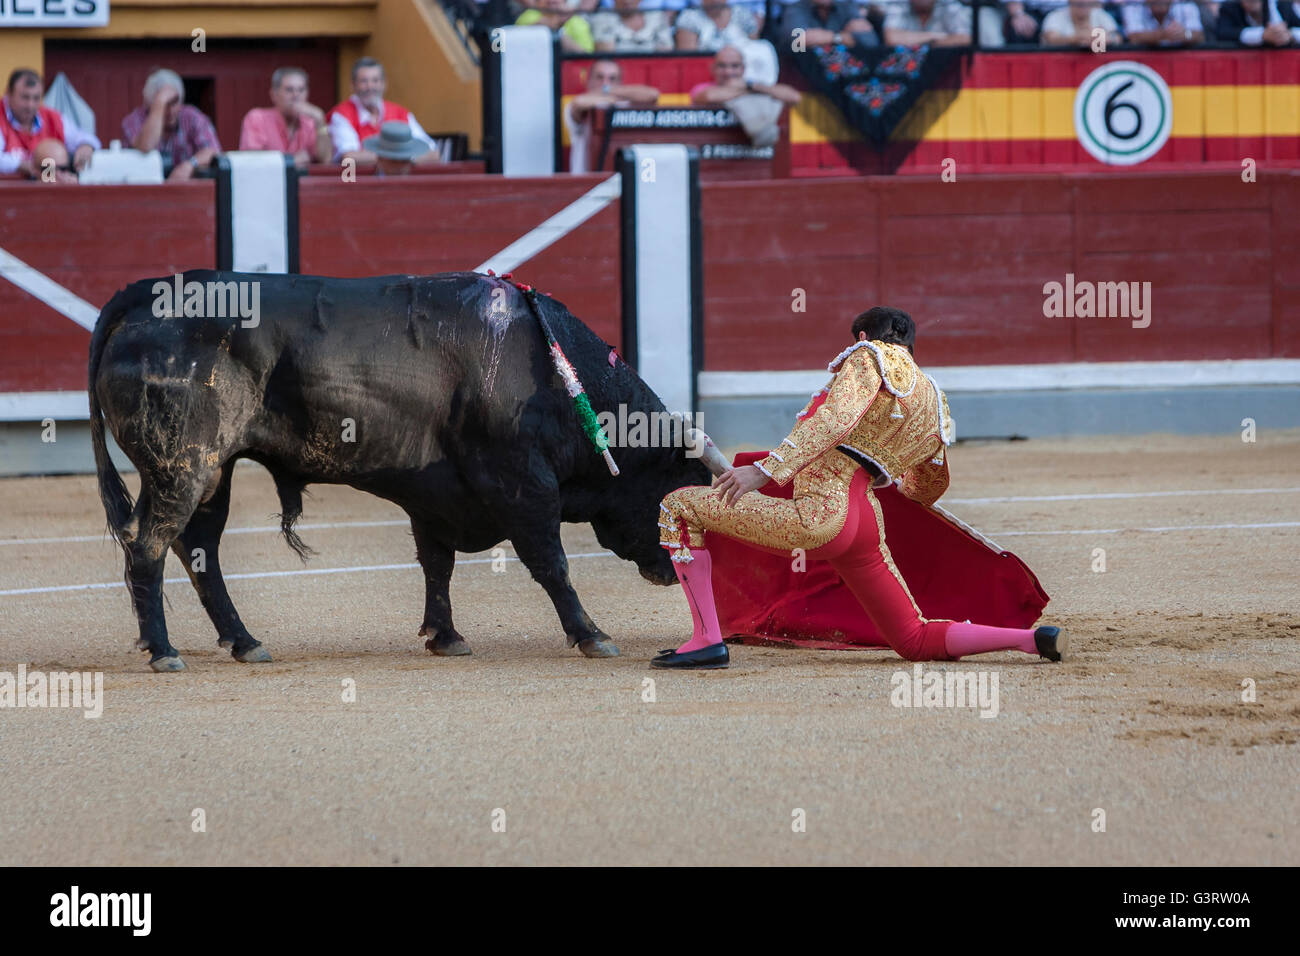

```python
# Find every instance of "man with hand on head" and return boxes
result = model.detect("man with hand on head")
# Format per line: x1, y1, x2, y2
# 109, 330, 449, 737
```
122, 68, 221, 181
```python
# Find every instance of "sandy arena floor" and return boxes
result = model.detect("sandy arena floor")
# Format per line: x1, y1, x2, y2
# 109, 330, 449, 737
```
0, 431, 1297, 865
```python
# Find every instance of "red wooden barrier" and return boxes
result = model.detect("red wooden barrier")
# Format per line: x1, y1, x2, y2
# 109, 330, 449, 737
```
0, 181, 215, 393
2, 170, 1295, 401
700, 170, 1300, 369
562, 56, 714, 98
297, 175, 622, 344
302, 161, 486, 178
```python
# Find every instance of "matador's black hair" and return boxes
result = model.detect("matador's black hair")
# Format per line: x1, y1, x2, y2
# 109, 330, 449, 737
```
851, 306, 916, 354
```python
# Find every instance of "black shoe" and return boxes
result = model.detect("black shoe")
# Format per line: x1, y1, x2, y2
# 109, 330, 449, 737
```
1034, 625, 1068, 662
651, 643, 730, 669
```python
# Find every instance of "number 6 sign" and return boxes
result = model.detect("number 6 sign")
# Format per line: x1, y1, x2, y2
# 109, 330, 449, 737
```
1074, 61, 1174, 166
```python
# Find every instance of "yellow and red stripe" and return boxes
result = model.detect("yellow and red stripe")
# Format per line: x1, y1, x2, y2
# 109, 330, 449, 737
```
791, 49, 1300, 172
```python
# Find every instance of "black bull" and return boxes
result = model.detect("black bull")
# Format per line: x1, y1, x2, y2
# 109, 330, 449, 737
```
89, 270, 711, 671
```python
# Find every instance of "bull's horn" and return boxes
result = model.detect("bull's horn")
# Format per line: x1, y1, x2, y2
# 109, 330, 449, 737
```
692, 430, 731, 478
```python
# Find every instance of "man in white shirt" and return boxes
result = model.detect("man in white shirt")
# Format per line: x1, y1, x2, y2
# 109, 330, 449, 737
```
883, 0, 973, 45
1123, 0, 1205, 45
564, 59, 659, 173
1040, 0, 1121, 46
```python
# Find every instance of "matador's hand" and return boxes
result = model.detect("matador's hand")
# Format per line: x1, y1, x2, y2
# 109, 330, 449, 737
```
713, 464, 770, 507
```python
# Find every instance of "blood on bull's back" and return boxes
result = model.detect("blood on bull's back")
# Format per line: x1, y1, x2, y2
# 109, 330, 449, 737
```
96, 270, 553, 482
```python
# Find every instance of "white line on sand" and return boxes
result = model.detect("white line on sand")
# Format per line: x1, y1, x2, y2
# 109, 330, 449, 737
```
8, 487, 1299, 548
0, 519, 411, 547
946, 487, 1300, 505
995, 521, 1300, 537
4, 519, 1298, 598
0, 551, 611, 597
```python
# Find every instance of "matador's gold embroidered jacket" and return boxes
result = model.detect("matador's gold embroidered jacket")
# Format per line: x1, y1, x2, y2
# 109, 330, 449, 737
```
754, 340, 955, 507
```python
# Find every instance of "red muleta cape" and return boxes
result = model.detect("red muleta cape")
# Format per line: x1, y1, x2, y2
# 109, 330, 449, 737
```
705, 451, 1050, 651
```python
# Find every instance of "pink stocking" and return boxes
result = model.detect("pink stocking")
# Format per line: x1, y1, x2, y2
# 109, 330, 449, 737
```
673, 549, 724, 653
943, 621, 1038, 659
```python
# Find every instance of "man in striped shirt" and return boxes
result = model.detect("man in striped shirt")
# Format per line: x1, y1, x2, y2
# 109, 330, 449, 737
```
121, 68, 221, 181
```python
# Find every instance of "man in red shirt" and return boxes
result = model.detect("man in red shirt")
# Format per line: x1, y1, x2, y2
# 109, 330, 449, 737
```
0, 69, 100, 182
239, 67, 332, 167
326, 57, 439, 166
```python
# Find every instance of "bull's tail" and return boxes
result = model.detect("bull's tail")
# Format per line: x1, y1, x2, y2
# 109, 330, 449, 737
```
88, 288, 136, 548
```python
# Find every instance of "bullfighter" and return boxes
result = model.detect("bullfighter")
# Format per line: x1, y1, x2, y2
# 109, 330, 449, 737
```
654, 306, 1067, 669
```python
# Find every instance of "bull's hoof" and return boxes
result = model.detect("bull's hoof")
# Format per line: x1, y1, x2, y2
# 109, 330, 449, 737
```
427, 636, 472, 656
577, 637, 620, 658
234, 644, 273, 663
421, 625, 472, 657
149, 654, 187, 673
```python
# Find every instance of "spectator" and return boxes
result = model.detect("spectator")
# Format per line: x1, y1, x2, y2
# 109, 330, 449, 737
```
690, 45, 801, 146
1040, 0, 1120, 46
564, 58, 660, 172
691, 45, 802, 104
239, 67, 332, 167
592, 0, 675, 51
0, 68, 100, 181
1002, 0, 1066, 43
781, 0, 882, 51
591, 0, 691, 17
693, 0, 798, 30
1123, 0, 1205, 44
517, 0, 597, 52
676, 0, 762, 50
122, 68, 220, 181
884, 0, 973, 45
364, 121, 429, 176
1215, 0, 1300, 44
327, 57, 441, 165
515, 0, 601, 9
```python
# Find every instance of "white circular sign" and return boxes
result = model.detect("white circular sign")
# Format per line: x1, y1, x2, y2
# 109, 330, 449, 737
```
1074, 61, 1173, 166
